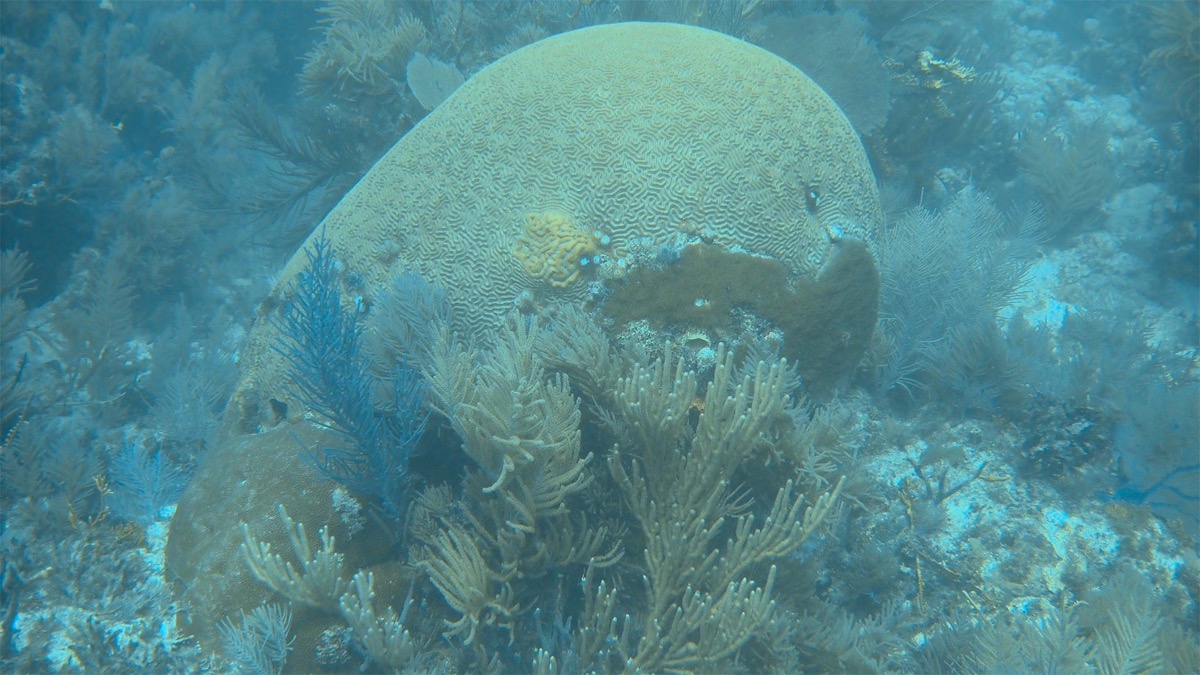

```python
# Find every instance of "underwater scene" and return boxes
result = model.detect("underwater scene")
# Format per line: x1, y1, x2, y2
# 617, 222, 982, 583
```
1, 1, 1198, 673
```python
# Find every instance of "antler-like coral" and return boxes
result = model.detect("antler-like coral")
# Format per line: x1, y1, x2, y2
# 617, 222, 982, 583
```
605, 345, 843, 672
419, 521, 513, 645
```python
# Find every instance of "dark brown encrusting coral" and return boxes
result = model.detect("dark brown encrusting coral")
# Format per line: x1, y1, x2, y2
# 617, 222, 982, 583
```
603, 239, 879, 393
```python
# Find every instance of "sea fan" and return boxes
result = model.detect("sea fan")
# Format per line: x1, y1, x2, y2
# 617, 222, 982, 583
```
273, 235, 428, 519
107, 442, 190, 525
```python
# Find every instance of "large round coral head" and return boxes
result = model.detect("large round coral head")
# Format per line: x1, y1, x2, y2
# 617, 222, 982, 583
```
270, 20, 881, 334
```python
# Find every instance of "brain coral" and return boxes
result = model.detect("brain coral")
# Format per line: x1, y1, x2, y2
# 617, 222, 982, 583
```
238, 20, 881, 410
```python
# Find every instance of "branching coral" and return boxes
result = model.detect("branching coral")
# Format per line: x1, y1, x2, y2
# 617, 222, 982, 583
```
425, 312, 590, 506
300, 0, 428, 100
238, 305, 855, 671
419, 521, 513, 645
604, 345, 844, 671
337, 571, 417, 669
420, 311, 612, 645
535, 303, 623, 402
241, 509, 424, 671
512, 211, 600, 288
239, 505, 348, 613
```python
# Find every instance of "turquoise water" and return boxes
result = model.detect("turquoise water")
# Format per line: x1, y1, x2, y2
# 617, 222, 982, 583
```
1, 2, 1196, 672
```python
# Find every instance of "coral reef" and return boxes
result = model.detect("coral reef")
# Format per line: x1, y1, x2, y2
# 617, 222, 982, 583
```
2, 3, 1198, 672
254, 20, 880, 353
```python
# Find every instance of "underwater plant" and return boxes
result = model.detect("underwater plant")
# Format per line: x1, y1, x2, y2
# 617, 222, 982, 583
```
1018, 122, 1119, 241
0, 247, 34, 433
273, 235, 428, 520
1145, 0, 1200, 119
873, 188, 1042, 407
362, 269, 449, 376
106, 442, 190, 526
147, 350, 235, 453
219, 86, 375, 250
917, 567, 1199, 673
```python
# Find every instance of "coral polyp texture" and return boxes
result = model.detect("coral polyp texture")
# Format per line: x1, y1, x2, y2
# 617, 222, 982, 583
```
513, 211, 598, 287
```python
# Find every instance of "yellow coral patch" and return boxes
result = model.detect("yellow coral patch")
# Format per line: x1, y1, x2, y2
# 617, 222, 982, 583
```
513, 211, 598, 287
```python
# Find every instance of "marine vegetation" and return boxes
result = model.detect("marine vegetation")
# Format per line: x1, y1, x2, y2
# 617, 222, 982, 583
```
872, 188, 1042, 408
300, 1, 428, 101
0, 247, 34, 432
273, 235, 428, 520
236, 291, 846, 671
1145, 0, 1200, 118
1017, 121, 1118, 240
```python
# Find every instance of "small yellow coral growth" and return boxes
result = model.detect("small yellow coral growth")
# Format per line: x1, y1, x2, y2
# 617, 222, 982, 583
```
513, 211, 599, 287
886, 49, 977, 119
916, 50, 977, 85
